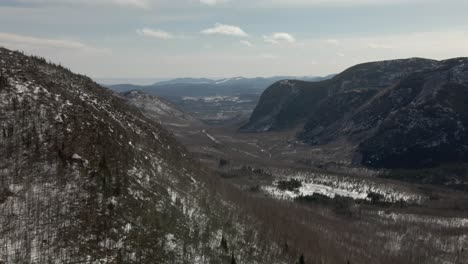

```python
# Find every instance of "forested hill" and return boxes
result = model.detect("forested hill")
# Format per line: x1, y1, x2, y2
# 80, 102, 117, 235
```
0, 47, 305, 264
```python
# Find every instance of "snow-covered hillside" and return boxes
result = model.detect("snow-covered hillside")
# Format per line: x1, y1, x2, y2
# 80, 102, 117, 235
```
122, 90, 202, 128
0, 48, 287, 264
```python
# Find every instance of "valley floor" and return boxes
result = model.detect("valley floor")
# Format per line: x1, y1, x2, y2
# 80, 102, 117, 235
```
160, 117, 468, 264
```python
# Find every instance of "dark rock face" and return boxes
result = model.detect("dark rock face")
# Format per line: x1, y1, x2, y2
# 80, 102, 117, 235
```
243, 57, 468, 169
242, 58, 438, 133
240, 80, 330, 131
300, 88, 377, 144
357, 60, 468, 168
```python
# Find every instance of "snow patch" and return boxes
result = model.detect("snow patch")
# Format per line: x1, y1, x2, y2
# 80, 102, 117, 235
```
71, 154, 83, 160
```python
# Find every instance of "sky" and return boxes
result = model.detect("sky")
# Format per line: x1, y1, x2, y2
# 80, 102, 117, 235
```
1, 0, 468, 80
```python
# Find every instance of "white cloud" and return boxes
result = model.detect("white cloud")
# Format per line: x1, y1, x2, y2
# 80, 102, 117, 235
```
9, 0, 441, 9
199, 0, 228, 5
368, 42, 393, 49
0, 32, 108, 53
137, 28, 174, 40
336, 52, 345, 57
240, 40, 253, 47
260, 53, 278, 59
16, 0, 151, 8
326, 39, 339, 46
106, 0, 149, 8
254, 0, 432, 7
263, 32, 296, 44
201, 23, 248, 37
313, 30, 468, 64
203, 43, 214, 49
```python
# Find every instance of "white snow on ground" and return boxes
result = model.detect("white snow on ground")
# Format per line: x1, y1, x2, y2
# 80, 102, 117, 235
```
215, 78, 229, 84
182, 96, 249, 103
202, 130, 220, 144
54, 114, 63, 123
71, 154, 82, 160
165, 123, 190, 127
376, 211, 468, 228
301, 182, 368, 199
279, 80, 296, 87
165, 234, 177, 251
14, 83, 27, 94
262, 172, 426, 204
263, 182, 367, 201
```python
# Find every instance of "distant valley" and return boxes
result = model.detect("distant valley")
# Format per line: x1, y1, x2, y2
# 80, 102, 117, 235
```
106, 76, 332, 123
114, 58, 468, 192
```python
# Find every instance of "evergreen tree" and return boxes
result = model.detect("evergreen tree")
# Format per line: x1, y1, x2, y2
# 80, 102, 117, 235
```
283, 241, 289, 253
220, 235, 229, 252
298, 254, 305, 264
0, 72, 8, 90
231, 253, 236, 264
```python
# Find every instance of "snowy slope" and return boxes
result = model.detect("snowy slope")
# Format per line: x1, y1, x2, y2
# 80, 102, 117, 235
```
122, 90, 202, 127
0, 48, 286, 264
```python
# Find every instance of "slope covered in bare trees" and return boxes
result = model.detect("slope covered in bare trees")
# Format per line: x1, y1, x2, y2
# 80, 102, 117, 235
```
0, 47, 296, 264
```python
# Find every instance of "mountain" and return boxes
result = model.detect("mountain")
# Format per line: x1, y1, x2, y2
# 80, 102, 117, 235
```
242, 58, 438, 132
153, 77, 215, 86
108, 76, 332, 125
121, 90, 202, 128
242, 58, 468, 169
106, 76, 332, 98
0, 48, 293, 263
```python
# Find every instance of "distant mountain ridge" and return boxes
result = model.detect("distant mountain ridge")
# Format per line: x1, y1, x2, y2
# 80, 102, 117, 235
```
242, 57, 468, 169
106, 75, 334, 97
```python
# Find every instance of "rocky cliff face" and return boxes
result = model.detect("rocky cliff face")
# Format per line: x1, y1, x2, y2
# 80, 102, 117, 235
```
240, 80, 330, 131
242, 58, 437, 132
242, 58, 468, 169
356, 58, 468, 168
0, 48, 283, 264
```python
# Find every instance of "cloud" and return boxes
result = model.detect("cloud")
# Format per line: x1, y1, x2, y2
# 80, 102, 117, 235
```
105, 0, 149, 8
263, 32, 296, 44
137, 28, 174, 40
0, 32, 108, 53
326, 39, 339, 46
336, 52, 345, 57
201, 23, 248, 37
368, 42, 393, 49
240, 40, 253, 47
15, 0, 151, 8
253, 0, 431, 7
203, 43, 214, 49
7, 0, 441, 9
260, 53, 278, 59
199, 0, 227, 5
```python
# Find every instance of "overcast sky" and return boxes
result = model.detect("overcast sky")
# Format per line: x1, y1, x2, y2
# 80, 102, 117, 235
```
1, 0, 468, 79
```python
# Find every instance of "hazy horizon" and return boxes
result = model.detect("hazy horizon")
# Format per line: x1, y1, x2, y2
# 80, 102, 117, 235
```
95, 74, 338, 85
